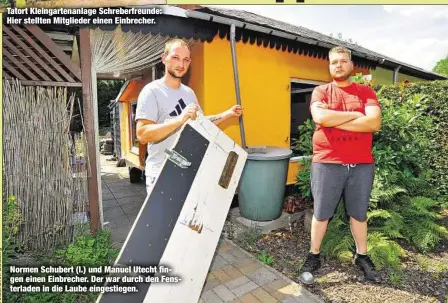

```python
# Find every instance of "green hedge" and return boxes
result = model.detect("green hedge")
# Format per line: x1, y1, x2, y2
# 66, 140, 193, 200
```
374, 80, 448, 196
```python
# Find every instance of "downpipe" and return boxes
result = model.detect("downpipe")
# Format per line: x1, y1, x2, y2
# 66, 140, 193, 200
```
229, 23, 247, 150
394, 65, 401, 84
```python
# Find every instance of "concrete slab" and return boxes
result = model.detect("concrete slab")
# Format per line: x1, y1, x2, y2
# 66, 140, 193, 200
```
102, 198, 119, 208
102, 191, 116, 201
230, 207, 304, 235
118, 196, 146, 206
121, 203, 144, 222
102, 206, 126, 221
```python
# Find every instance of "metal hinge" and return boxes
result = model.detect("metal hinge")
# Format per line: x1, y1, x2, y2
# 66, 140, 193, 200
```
164, 149, 191, 169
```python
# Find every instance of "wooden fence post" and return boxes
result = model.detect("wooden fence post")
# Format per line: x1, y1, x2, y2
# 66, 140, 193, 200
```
79, 27, 101, 234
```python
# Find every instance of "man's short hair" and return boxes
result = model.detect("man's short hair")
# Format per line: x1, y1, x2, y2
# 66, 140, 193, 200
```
163, 38, 190, 55
329, 46, 352, 60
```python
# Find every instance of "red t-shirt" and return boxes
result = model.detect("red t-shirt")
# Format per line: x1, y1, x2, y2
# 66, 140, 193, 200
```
310, 82, 381, 164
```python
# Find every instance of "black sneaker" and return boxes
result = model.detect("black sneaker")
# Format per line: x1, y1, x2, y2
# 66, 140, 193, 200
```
298, 253, 321, 285
354, 254, 380, 283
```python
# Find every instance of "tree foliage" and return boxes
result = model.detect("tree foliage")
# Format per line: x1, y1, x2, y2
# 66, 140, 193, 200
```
432, 55, 448, 76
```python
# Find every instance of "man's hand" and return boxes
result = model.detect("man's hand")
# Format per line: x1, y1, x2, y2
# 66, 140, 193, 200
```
311, 101, 364, 127
225, 105, 244, 118
316, 103, 329, 110
136, 103, 202, 145
179, 103, 199, 123
206, 105, 244, 126
334, 106, 381, 133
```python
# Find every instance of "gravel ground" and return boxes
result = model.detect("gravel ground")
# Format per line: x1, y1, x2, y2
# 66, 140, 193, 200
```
226, 207, 448, 303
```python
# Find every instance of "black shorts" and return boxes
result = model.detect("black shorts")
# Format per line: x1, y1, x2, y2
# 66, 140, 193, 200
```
311, 163, 375, 221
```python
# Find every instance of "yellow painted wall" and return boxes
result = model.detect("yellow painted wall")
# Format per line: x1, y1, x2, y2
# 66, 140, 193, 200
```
120, 103, 130, 154
200, 37, 320, 148
287, 161, 301, 185
188, 42, 205, 110
119, 102, 139, 165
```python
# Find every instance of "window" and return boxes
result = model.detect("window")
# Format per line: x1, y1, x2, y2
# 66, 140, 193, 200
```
130, 101, 139, 148
290, 79, 325, 156
290, 83, 316, 145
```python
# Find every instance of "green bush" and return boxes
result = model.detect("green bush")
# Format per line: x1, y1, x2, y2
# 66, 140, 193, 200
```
68, 79, 124, 132
97, 80, 125, 128
291, 119, 315, 156
295, 157, 312, 198
374, 80, 448, 196
292, 119, 315, 197
0, 0, 10, 7
257, 251, 274, 265
2, 193, 119, 303
3, 195, 23, 303
55, 228, 118, 267
372, 92, 435, 192
27, 229, 118, 303
401, 196, 448, 252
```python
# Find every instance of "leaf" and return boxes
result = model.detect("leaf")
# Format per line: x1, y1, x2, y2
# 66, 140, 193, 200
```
367, 209, 392, 220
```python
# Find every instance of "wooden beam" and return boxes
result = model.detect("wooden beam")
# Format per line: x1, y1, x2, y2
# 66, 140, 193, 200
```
3, 38, 50, 81
46, 32, 75, 42
59, 45, 74, 52
27, 25, 82, 82
79, 27, 101, 235
3, 61, 26, 80
3, 48, 40, 81
2, 80, 82, 87
3, 71, 12, 79
96, 73, 129, 80
96, 70, 144, 80
3, 26, 63, 82
22, 0, 166, 8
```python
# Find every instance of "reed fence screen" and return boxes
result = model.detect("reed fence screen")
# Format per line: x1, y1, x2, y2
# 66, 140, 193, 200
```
3, 80, 89, 251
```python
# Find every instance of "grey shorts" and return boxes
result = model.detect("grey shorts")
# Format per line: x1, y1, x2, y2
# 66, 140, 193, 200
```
311, 163, 374, 221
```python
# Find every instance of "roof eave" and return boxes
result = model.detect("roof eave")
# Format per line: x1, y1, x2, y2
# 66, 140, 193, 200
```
185, 9, 447, 81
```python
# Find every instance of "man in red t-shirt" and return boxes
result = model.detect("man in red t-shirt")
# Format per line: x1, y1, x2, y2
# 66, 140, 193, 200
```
299, 46, 382, 284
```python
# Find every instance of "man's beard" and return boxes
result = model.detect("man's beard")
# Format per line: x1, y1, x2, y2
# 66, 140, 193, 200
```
332, 72, 351, 81
167, 68, 185, 79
